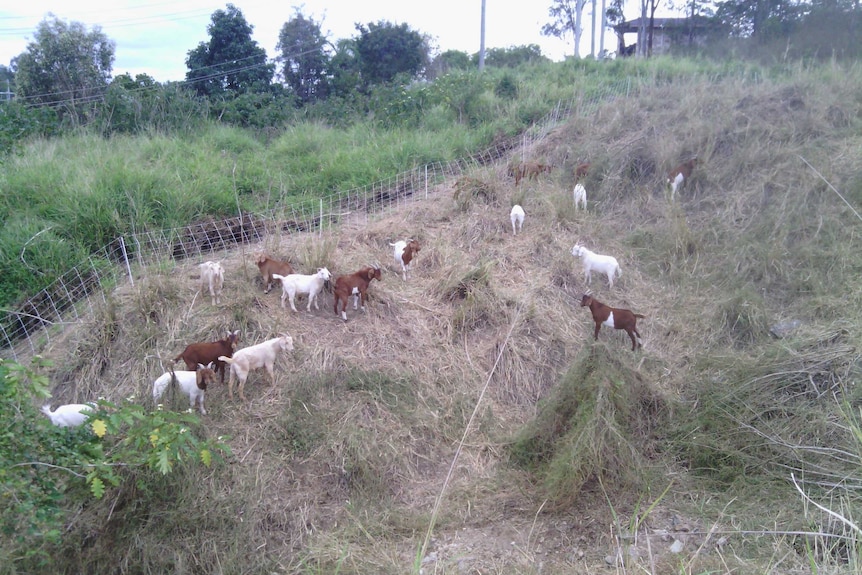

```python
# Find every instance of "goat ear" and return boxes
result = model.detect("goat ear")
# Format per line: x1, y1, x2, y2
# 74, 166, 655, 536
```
207, 362, 214, 369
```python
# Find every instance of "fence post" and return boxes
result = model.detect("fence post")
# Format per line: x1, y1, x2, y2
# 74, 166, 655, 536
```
425, 165, 429, 199
119, 236, 134, 286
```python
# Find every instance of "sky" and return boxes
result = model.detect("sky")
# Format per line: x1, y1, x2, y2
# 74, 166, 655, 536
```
0, 1, 666, 84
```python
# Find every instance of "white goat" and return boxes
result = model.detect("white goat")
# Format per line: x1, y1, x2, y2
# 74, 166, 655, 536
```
510, 205, 525, 235
272, 268, 332, 312
572, 243, 622, 289
152, 363, 216, 415
199, 261, 225, 305
573, 183, 587, 210
41, 403, 95, 428
219, 334, 294, 401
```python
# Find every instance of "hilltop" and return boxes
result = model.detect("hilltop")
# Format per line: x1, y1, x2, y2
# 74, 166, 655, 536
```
14, 64, 862, 574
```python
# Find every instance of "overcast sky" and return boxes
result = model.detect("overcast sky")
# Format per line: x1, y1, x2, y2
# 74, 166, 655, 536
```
0, 1, 670, 83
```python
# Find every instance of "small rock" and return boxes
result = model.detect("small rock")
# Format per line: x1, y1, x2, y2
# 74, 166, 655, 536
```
604, 555, 616, 566
670, 539, 684, 553
770, 319, 802, 338
421, 552, 437, 564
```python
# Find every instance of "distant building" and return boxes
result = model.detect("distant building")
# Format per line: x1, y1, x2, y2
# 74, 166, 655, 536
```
613, 17, 713, 57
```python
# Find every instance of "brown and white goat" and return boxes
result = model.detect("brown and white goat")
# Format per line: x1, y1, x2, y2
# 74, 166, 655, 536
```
254, 253, 294, 294
514, 161, 552, 186
173, 330, 240, 383
580, 293, 645, 351
152, 363, 216, 415
333, 266, 383, 321
390, 239, 421, 281
667, 156, 698, 201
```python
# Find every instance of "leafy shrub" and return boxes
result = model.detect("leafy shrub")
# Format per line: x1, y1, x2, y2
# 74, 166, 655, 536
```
0, 358, 231, 567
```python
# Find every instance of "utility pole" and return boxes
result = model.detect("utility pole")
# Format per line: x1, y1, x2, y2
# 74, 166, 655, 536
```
479, 0, 486, 71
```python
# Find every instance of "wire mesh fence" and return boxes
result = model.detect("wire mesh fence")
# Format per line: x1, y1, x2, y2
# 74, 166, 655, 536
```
1, 78, 636, 360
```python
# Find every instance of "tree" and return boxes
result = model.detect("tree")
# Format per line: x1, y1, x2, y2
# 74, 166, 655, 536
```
354, 21, 429, 86
713, 0, 804, 40
0, 64, 13, 97
428, 50, 473, 79
542, 0, 588, 58
185, 4, 274, 98
277, 10, 330, 105
327, 39, 362, 99
473, 45, 548, 68
11, 15, 114, 122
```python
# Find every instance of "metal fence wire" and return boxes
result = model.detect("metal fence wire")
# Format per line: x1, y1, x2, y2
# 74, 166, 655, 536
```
1, 80, 635, 360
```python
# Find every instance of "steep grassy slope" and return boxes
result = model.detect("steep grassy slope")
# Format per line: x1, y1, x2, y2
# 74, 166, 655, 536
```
10, 63, 862, 574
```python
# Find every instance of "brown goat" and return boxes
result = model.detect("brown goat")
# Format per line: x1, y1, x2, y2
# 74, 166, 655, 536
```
173, 330, 240, 383
514, 161, 552, 186
575, 162, 591, 181
667, 156, 698, 200
580, 294, 645, 351
333, 266, 383, 321
255, 253, 294, 294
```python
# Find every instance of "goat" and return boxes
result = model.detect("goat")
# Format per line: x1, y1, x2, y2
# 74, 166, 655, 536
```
573, 183, 587, 210
667, 156, 698, 201
514, 161, 552, 186
580, 293, 645, 351
199, 261, 225, 305
575, 162, 591, 181
272, 268, 332, 312
510, 205, 525, 235
219, 335, 294, 401
152, 363, 216, 415
333, 266, 383, 321
173, 329, 240, 384
572, 243, 622, 289
390, 239, 421, 281
41, 403, 95, 428
254, 253, 294, 294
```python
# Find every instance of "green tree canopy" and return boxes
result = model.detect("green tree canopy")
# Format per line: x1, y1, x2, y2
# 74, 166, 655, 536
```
185, 3, 274, 98
277, 10, 330, 105
474, 45, 548, 68
354, 21, 429, 86
327, 39, 362, 99
713, 0, 805, 40
11, 14, 114, 121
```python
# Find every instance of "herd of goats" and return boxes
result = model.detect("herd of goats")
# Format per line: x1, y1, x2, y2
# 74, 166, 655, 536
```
39, 156, 699, 426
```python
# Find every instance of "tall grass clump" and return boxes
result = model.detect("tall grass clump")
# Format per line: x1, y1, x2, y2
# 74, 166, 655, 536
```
510, 344, 667, 508
673, 327, 861, 486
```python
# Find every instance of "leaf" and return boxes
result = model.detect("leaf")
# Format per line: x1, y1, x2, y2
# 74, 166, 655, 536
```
91, 419, 107, 438
200, 448, 211, 467
89, 476, 105, 498
157, 449, 172, 475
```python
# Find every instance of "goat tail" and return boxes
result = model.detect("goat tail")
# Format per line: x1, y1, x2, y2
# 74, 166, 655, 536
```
171, 353, 183, 363
634, 313, 646, 319
217, 355, 234, 365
